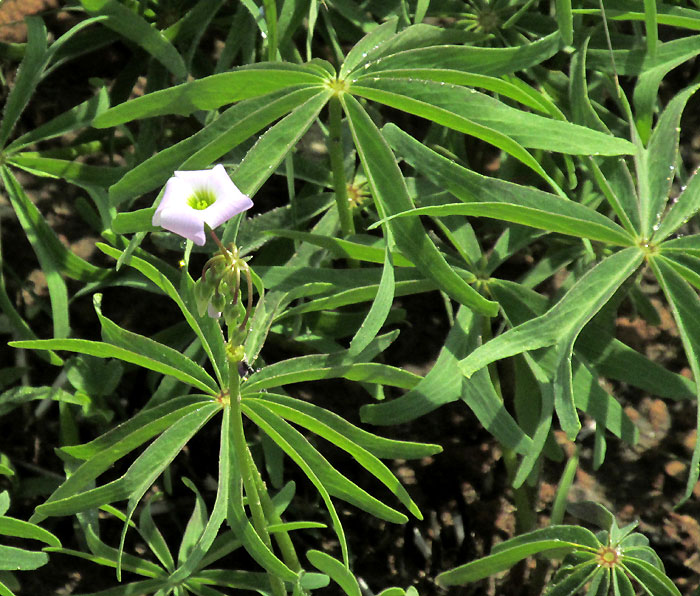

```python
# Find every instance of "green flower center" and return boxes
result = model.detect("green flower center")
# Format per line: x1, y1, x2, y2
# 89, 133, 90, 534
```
595, 546, 620, 569
187, 188, 217, 210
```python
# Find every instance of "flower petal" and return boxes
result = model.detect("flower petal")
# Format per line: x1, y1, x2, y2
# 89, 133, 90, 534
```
172, 168, 218, 189
153, 177, 191, 224
155, 208, 207, 245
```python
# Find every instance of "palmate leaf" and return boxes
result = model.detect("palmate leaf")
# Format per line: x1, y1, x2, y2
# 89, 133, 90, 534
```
10, 338, 217, 395
648, 255, 700, 502
460, 248, 643, 439
360, 306, 534, 457
354, 30, 561, 78
381, 124, 634, 246
31, 396, 212, 523
93, 64, 326, 127
637, 83, 700, 237
437, 525, 600, 587
244, 400, 408, 523
34, 403, 220, 519
97, 243, 227, 388
353, 79, 636, 157
248, 394, 428, 518
108, 86, 321, 207
340, 93, 498, 316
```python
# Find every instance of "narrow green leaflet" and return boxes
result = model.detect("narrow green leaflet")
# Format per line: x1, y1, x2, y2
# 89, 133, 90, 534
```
347, 244, 395, 355
460, 248, 644, 438
8, 154, 125, 188
0, 546, 48, 571
351, 83, 557, 190
339, 18, 398, 79
138, 499, 175, 573
247, 393, 440, 459
437, 539, 586, 586
382, 124, 633, 246
307, 550, 361, 596
265, 230, 413, 267
586, 33, 700, 140
644, 0, 659, 56
1, 166, 69, 338
356, 79, 635, 155
32, 398, 211, 521
659, 234, 700, 257
623, 557, 682, 596
80, 0, 186, 78
361, 306, 533, 456
0, 517, 60, 547
93, 295, 219, 394
356, 69, 562, 116
243, 355, 420, 393
93, 66, 325, 127
239, 401, 350, 568
232, 90, 331, 197
10, 338, 217, 395
6, 86, 109, 152
163, 406, 232, 584
343, 19, 474, 78
648, 255, 700, 502
109, 86, 320, 206
357, 32, 560, 77
654, 162, 700, 242
491, 279, 639, 443
0, 18, 47, 148
0, 275, 62, 365
58, 396, 211, 460
556, 0, 574, 45
639, 83, 700, 237
250, 396, 423, 518
0, 167, 107, 282
244, 401, 408, 524
375, 203, 633, 247
34, 404, 220, 518
97, 243, 225, 388
341, 93, 498, 316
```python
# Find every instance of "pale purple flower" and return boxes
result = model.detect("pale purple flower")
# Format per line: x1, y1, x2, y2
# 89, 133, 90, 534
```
152, 164, 253, 246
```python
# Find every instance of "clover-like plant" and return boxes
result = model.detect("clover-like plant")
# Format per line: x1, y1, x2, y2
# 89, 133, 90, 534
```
437, 502, 680, 596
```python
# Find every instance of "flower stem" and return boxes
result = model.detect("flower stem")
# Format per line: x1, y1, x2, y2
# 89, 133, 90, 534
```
328, 95, 355, 237
206, 225, 226, 252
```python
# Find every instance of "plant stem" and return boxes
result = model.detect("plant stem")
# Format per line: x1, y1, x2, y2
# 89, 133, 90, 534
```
328, 95, 355, 237
480, 316, 536, 534
228, 362, 286, 596
249, 447, 302, 572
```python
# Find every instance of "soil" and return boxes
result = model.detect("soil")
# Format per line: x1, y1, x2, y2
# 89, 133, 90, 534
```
2, 3, 700, 596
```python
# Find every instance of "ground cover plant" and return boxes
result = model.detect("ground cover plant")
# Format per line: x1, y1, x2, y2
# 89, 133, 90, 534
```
3, 0, 700, 594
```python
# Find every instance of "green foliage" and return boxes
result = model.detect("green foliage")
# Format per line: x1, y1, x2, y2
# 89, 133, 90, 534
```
0, 0, 698, 594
